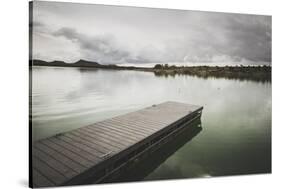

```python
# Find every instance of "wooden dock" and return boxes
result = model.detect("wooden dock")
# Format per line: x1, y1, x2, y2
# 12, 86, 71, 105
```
31, 101, 203, 187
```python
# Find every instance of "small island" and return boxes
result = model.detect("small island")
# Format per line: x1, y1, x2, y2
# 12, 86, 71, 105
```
31, 59, 271, 82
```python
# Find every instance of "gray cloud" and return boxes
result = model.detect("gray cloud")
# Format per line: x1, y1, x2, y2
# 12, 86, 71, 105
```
32, 1, 271, 65
33, 21, 45, 28
52, 27, 131, 64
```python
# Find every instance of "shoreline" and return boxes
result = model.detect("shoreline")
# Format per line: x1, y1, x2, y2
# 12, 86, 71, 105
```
31, 60, 271, 82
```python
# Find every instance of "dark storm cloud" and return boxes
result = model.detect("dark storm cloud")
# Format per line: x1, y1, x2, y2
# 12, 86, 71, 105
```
52, 27, 130, 63
177, 13, 271, 63
32, 1, 271, 64
217, 15, 271, 62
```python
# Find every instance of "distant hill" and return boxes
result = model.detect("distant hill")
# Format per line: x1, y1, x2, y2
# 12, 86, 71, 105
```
72, 59, 100, 67
31, 59, 104, 68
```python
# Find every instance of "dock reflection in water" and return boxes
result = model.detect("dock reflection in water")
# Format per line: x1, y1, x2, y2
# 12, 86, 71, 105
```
100, 118, 202, 184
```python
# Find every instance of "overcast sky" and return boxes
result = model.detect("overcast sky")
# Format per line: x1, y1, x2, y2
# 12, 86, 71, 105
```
32, 1, 271, 65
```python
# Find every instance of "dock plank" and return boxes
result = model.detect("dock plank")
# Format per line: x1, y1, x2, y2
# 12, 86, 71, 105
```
89, 122, 143, 142
63, 133, 108, 155
49, 137, 100, 164
96, 121, 148, 139
110, 116, 162, 130
56, 135, 103, 159
33, 156, 66, 185
68, 131, 117, 152
40, 139, 93, 168
101, 120, 151, 137
33, 147, 77, 179
77, 128, 125, 149
33, 169, 55, 187
70, 130, 121, 152
34, 142, 85, 174
110, 117, 162, 132
83, 125, 135, 145
100, 118, 155, 135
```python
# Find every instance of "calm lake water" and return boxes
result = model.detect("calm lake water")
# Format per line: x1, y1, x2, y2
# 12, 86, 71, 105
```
31, 66, 271, 180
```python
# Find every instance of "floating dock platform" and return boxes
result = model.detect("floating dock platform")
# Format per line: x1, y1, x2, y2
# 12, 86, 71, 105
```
31, 101, 203, 187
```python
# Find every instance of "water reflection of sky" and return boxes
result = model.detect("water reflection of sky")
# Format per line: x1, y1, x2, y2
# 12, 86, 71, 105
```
31, 66, 271, 178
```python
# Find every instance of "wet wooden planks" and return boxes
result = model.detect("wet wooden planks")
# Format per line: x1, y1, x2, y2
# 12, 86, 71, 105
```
32, 101, 203, 187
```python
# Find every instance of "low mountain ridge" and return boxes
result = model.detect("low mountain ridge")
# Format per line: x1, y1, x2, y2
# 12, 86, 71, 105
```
31, 59, 102, 68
